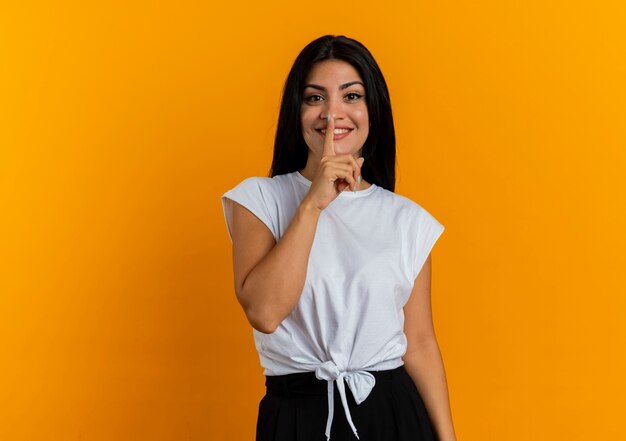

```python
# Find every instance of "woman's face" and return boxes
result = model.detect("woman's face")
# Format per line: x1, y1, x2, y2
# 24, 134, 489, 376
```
300, 59, 369, 157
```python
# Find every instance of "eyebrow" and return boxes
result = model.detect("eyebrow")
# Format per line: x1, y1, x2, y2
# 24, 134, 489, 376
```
303, 81, 365, 91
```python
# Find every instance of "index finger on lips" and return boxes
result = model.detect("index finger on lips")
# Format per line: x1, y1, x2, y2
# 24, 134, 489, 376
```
322, 115, 335, 157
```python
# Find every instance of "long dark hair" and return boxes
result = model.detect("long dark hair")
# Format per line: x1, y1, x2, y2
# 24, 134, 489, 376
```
268, 35, 396, 192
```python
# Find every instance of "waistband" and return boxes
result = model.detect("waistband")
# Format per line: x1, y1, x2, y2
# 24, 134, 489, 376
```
264, 364, 407, 441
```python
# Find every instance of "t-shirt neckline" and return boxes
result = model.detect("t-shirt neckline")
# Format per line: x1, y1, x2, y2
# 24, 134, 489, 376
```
294, 171, 377, 197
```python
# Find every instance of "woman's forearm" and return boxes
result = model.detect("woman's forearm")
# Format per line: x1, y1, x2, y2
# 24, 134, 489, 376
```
239, 197, 321, 333
402, 340, 457, 441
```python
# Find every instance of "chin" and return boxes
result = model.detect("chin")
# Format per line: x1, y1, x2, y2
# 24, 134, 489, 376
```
334, 145, 357, 154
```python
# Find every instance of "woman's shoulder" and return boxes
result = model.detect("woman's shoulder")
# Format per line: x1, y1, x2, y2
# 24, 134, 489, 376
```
376, 188, 443, 225
375, 187, 426, 212
226, 172, 295, 194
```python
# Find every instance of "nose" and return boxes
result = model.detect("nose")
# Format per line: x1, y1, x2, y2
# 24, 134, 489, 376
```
320, 94, 345, 121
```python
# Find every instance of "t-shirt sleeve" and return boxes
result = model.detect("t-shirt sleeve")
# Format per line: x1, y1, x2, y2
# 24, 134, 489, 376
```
409, 205, 445, 280
220, 177, 278, 242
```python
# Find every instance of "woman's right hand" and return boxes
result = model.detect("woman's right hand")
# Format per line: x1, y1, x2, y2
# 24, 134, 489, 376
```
303, 116, 365, 212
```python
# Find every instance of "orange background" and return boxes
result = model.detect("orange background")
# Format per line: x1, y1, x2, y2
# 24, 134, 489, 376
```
1, 1, 625, 440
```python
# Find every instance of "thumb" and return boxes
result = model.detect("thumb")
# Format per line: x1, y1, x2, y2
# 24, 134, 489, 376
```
357, 157, 365, 166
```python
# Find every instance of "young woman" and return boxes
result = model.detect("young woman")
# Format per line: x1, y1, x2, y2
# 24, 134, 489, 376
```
221, 35, 457, 441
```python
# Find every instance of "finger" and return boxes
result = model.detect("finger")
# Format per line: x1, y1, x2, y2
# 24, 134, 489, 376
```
329, 164, 356, 191
322, 115, 335, 157
338, 181, 350, 192
356, 157, 365, 189
348, 155, 363, 190
336, 154, 363, 191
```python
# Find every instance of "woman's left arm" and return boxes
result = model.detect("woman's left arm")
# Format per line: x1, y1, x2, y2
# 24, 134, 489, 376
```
402, 253, 457, 441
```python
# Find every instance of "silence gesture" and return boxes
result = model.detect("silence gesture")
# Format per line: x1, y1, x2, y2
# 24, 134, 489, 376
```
303, 115, 365, 212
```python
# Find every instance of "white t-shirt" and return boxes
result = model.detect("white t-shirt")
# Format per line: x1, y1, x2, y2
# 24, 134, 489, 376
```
221, 170, 445, 440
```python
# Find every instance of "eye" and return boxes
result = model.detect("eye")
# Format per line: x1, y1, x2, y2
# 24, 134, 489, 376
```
304, 94, 324, 103
345, 92, 364, 101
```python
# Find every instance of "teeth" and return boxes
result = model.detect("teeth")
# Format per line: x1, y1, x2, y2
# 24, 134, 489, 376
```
320, 128, 351, 134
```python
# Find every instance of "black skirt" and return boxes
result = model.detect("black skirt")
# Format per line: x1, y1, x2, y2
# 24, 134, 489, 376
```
256, 365, 438, 441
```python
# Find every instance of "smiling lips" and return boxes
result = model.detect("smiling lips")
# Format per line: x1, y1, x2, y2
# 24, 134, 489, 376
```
317, 127, 353, 140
